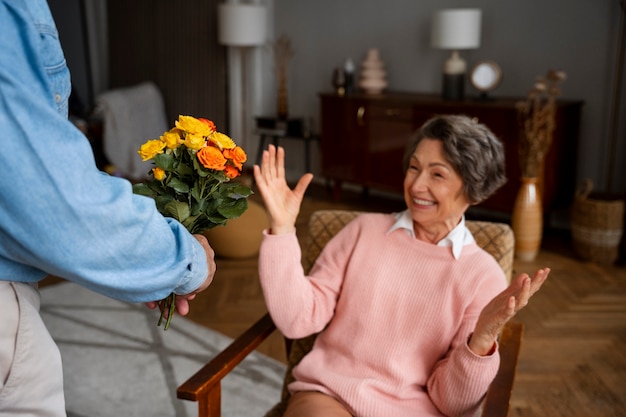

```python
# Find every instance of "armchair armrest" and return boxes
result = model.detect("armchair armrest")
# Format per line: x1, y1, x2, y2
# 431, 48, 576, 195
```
177, 313, 277, 417
481, 321, 524, 417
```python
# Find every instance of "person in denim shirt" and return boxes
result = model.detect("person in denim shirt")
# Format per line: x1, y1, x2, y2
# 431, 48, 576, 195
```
0, 1, 217, 415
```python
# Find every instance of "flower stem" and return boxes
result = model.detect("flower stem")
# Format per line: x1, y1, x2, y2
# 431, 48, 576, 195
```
157, 292, 176, 330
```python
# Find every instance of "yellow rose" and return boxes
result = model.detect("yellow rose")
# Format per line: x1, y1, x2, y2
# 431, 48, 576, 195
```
138, 139, 166, 161
152, 167, 166, 181
175, 115, 212, 137
208, 132, 236, 151
161, 131, 182, 149
183, 133, 206, 151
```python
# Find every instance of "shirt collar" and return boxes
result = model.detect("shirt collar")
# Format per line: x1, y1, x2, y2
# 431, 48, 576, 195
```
387, 210, 475, 259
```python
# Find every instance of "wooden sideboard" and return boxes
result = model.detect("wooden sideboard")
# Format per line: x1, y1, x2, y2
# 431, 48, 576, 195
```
319, 92, 583, 218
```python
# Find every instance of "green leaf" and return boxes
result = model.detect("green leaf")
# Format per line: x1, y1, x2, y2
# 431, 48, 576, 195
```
182, 214, 200, 230
191, 182, 206, 203
154, 153, 175, 170
177, 162, 194, 177
193, 158, 210, 177
154, 194, 175, 210
228, 184, 254, 199
132, 183, 153, 196
168, 178, 190, 194
207, 214, 228, 226
218, 198, 248, 219
164, 201, 190, 222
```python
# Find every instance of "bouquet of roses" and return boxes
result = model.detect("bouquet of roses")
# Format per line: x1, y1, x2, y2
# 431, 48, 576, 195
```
133, 115, 253, 329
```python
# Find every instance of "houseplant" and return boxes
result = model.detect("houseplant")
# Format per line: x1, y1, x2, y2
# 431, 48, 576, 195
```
512, 69, 566, 261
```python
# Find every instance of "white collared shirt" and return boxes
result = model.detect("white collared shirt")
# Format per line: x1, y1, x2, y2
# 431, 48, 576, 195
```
387, 210, 475, 259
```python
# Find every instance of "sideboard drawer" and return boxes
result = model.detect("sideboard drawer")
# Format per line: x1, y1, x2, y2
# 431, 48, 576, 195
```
367, 103, 413, 122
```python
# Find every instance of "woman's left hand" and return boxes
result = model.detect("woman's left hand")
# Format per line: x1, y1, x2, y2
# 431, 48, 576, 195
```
468, 267, 550, 356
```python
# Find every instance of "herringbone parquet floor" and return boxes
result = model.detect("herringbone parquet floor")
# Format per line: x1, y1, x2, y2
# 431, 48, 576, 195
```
184, 181, 626, 417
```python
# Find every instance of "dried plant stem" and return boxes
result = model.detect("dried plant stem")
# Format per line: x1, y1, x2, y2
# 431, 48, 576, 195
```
273, 35, 294, 118
517, 69, 566, 178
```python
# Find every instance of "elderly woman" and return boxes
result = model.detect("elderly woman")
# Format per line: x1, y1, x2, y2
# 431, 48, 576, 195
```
253, 115, 549, 417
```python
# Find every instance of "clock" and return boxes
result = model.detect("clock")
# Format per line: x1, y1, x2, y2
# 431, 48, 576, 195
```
470, 61, 502, 97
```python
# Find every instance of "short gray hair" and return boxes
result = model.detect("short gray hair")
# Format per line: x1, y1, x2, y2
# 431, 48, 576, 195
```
402, 115, 507, 205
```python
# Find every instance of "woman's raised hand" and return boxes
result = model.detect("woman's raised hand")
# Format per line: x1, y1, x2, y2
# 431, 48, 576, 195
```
253, 145, 313, 235
469, 267, 550, 356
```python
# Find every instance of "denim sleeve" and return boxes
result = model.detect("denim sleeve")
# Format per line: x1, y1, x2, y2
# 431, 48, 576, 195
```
0, 0, 208, 302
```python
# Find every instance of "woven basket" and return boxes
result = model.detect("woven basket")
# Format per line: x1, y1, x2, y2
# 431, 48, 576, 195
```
571, 180, 624, 265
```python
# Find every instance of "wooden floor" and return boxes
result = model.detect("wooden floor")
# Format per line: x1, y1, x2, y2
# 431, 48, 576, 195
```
184, 181, 626, 417
42, 181, 626, 416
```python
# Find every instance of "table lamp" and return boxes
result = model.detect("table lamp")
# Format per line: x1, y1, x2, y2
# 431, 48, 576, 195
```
218, 2, 267, 151
431, 8, 482, 100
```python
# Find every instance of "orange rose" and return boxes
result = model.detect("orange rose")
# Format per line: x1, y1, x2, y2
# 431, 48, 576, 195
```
198, 118, 216, 134
224, 165, 240, 179
197, 146, 226, 170
223, 146, 247, 169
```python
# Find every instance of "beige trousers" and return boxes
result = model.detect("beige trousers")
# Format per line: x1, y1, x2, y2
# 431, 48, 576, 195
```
0, 281, 65, 416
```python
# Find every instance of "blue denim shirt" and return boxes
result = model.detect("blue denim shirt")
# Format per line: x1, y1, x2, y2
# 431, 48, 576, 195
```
0, 0, 208, 302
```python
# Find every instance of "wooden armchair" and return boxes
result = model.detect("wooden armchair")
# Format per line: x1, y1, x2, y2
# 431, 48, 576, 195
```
178, 210, 521, 417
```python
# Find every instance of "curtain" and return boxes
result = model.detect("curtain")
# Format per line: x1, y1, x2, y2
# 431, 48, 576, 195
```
106, 0, 228, 129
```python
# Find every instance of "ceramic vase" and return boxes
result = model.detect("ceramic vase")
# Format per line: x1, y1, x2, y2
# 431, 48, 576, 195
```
358, 48, 388, 94
511, 177, 543, 261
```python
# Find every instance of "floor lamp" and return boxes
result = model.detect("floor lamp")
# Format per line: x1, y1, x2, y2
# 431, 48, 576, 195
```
218, 3, 267, 154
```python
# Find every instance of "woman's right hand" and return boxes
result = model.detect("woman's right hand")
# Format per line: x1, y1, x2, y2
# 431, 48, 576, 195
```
253, 145, 313, 235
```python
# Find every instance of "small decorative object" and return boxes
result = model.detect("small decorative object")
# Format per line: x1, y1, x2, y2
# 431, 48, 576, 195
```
273, 35, 294, 120
571, 180, 624, 265
358, 48, 388, 94
469, 60, 502, 99
133, 115, 253, 329
332, 67, 346, 96
343, 58, 356, 94
511, 69, 567, 261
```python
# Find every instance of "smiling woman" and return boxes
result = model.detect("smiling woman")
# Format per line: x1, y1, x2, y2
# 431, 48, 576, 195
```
402, 115, 507, 206
403, 139, 471, 243
401, 114, 507, 246
250, 113, 551, 417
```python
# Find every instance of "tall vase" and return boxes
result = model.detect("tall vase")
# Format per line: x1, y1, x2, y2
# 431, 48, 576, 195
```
511, 177, 543, 261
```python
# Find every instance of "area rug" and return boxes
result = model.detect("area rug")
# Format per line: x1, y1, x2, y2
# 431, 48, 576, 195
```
40, 282, 286, 417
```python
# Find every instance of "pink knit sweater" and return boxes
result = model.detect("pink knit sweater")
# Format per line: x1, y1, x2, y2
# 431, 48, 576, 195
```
259, 213, 507, 417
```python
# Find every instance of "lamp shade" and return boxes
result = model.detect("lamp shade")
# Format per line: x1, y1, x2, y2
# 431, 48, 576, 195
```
218, 3, 267, 46
431, 8, 482, 50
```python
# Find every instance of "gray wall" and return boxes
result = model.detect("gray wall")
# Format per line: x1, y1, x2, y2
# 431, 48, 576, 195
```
269, 0, 626, 196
